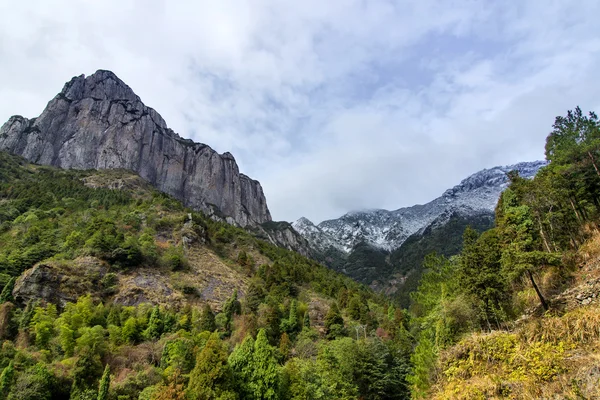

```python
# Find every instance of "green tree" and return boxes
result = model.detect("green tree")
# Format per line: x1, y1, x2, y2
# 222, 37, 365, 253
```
324, 303, 345, 339
145, 306, 163, 340
198, 303, 216, 333
9, 363, 55, 400
302, 310, 310, 330
229, 335, 255, 399
0, 278, 15, 304
122, 317, 141, 344
249, 329, 280, 399
187, 332, 235, 400
0, 361, 14, 399
223, 290, 241, 334
97, 365, 110, 400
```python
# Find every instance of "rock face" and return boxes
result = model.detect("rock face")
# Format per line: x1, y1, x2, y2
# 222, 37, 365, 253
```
0, 70, 271, 227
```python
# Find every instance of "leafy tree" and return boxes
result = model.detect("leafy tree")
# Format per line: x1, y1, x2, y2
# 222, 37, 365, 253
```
280, 300, 299, 335
302, 310, 310, 330
279, 332, 291, 361
497, 187, 561, 310
8, 363, 56, 400
223, 290, 241, 334
458, 227, 510, 327
71, 350, 103, 398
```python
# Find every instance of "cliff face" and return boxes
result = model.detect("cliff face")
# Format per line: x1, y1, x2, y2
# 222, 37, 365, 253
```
0, 70, 271, 226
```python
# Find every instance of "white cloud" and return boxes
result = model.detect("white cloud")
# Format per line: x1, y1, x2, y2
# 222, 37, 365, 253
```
0, 0, 599, 223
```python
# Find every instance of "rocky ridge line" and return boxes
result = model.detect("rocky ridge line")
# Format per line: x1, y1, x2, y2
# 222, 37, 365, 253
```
0, 70, 271, 227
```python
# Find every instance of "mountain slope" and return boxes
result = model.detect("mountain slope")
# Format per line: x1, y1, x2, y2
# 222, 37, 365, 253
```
0, 151, 411, 399
0, 70, 271, 227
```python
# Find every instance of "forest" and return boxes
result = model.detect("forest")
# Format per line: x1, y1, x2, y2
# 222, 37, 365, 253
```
0, 107, 599, 399
0, 151, 410, 399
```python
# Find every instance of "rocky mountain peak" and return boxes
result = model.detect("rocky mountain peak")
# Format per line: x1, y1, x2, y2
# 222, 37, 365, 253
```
0, 70, 271, 227
295, 160, 547, 253
61, 70, 139, 103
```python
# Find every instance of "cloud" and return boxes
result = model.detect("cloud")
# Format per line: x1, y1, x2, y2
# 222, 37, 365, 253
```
0, 0, 599, 223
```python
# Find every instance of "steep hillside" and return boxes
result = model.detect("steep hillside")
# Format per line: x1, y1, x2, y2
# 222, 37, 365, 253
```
406, 107, 600, 399
0, 70, 271, 227
428, 233, 600, 399
0, 151, 411, 400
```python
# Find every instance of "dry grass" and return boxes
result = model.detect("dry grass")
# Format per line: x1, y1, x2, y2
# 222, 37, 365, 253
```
429, 231, 600, 399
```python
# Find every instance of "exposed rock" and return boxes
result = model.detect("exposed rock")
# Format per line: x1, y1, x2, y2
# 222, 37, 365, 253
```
12, 257, 108, 307
0, 70, 271, 227
252, 221, 313, 258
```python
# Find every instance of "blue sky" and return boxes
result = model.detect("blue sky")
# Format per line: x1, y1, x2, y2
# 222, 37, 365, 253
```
1, 0, 599, 223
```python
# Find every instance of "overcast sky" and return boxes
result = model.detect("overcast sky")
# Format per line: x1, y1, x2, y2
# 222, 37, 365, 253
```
1, 1, 599, 223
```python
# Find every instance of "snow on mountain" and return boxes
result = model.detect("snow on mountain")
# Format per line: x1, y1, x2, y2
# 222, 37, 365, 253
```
295, 161, 547, 253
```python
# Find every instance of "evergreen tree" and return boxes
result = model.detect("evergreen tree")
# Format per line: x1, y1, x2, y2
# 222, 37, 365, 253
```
324, 303, 345, 339
187, 332, 235, 400
97, 365, 110, 400
228, 335, 255, 398
145, 306, 163, 340
302, 310, 310, 330
250, 329, 280, 400
0, 278, 15, 304
198, 303, 216, 332
223, 290, 241, 333
0, 361, 14, 399
279, 332, 291, 361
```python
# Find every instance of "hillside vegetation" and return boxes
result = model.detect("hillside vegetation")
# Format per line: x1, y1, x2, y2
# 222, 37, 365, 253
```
408, 107, 600, 398
0, 152, 411, 399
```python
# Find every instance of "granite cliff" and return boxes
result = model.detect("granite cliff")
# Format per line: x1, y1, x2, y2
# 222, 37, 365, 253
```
0, 70, 271, 227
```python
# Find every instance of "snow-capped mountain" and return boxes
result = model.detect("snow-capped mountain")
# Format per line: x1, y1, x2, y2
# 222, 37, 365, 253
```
294, 161, 547, 253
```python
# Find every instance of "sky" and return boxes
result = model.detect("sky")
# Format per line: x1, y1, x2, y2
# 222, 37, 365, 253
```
1, 1, 599, 224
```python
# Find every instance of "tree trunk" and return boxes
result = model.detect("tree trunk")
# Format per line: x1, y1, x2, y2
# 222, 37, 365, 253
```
569, 197, 583, 223
537, 217, 552, 253
527, 269, 548, 311
587, 151, 600, 178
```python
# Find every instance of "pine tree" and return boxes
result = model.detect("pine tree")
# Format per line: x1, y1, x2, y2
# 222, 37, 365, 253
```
187, 332, 235, 399
302, 310, 310, 329
324, 303, 345, 339
250, 329, 280, 399
228, 335, 255, 399
279, 332, 291, 361
97, 365, 110, 400
287, 300, 299, 333
145, 306, 163, 340
0, 361, 14, 398
0, 278, 15, 304
198, 303, 216, 332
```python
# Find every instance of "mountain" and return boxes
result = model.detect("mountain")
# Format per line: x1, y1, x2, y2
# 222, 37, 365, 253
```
293, 161, 547, 300
0, 151, 410, 399
294, 161, 547, 254
0, 70, 271, 227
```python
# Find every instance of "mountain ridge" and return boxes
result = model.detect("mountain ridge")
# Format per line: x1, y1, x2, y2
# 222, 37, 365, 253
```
294, 160, 547, 254
0, 69, 271, 227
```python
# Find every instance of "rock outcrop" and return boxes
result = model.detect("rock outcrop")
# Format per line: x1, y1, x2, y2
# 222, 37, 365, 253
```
0, 70, 271, 227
